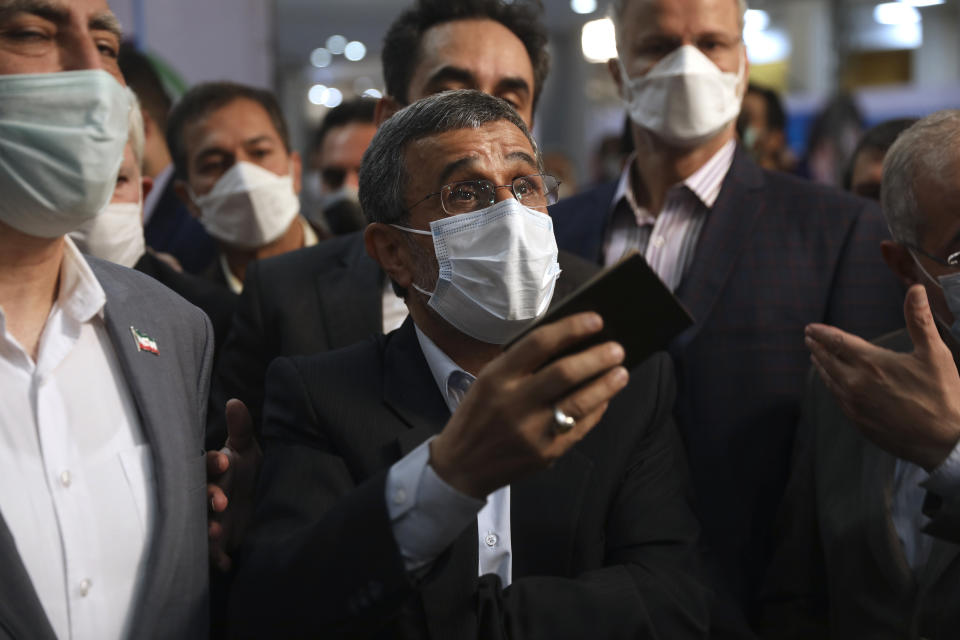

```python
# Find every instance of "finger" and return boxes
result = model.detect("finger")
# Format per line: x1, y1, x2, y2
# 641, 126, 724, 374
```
805, 323, 879, 368
553, 365, 629, 427
553, 401, 609, 449
206, 450, 229, 476
904, 284, 941, 358
224, 398, 255, 451
497, 312, 604, 375
208, 485, 228, 512
804, 333, 854, 387
527, 341, 625, 402
208, 520, 223, 542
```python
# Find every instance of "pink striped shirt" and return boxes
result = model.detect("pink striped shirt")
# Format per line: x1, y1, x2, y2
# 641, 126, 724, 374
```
603, 140, 736, 291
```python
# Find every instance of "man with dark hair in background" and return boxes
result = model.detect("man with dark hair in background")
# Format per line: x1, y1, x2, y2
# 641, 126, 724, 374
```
166, 81, 319, 295
118, 44, 217, 273
209, 0, 589, 445
737, 83, 795, 173
843, 117, 918, 200
301, 97, 377, 236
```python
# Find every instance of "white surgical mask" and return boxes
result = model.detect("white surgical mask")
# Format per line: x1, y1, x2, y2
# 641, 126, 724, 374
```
910, 249, 960, 342
189, 161, 300, 249
620, 45, 745, 148
392, 198, 561, 344
69, 202, 146, 269
0, 70, 130, 238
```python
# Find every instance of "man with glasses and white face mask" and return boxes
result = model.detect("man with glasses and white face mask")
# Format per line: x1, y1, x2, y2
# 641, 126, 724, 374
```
69, 94, 237, 361
764, 111, 960, 638
0, 1, 217, 637
550, 0, 904, 629
229, 90, 710, 638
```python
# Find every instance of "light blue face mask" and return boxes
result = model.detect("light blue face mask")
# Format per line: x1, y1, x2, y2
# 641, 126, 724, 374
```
0, 70, 130, 238
910, 248, 960, 342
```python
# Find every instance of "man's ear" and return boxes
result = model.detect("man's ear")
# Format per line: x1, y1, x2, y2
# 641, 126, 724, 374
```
173, 179, 202, 219
375, 96, 402, 126
607, 58, 624, 97
290, 150, 303, 195
365, 222, 414, 290
881, 240, 920, 288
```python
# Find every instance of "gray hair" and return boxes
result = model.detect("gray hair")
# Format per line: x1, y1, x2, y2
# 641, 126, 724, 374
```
125, 87, 146, 172
610, 0, 748, 54
881, 110, 960, 246
359, 89, 541, 226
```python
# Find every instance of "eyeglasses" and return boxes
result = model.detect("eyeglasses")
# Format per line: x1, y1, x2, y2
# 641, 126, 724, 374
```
410, 174, 561, 216
908, 244, 960, 269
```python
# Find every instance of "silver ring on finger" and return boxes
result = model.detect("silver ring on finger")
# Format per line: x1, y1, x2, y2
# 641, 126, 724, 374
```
552, 405, 576, 435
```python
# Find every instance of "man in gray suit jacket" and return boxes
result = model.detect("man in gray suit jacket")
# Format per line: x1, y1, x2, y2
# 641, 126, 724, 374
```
0, 1, 213, 637
762, 112, 960, 638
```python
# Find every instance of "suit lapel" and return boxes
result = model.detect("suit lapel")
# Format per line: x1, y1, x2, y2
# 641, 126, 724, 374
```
94, 267, 196, 634
315, 235, 383, 349
860, 442, 915, 591
0, 514, 57, 640
511, 448, 593, 578
674, 148, 766, 345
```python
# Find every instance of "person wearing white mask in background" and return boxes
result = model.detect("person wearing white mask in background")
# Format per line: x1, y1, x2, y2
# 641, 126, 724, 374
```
167, 81, 318, 294
228, 88, 710, 639
549, 0, 904, 633
0, 1, 244, 636
70, 91, 237, 362
763, 111, 960, 638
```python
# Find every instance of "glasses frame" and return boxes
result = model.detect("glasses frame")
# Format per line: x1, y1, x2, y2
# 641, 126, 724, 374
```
409, 173, 561, 216
908, 244, 960, 269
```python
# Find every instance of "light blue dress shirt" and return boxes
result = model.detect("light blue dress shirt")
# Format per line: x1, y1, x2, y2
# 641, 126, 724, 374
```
384, 326, 513, 586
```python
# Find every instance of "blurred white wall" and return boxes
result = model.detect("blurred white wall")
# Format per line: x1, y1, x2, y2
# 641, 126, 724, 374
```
110, 0, 274, 89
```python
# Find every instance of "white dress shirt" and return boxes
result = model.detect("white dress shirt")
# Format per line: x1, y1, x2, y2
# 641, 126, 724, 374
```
0, 238, 155, 640
219, 216, 319, 294
381, 280, 409, 335
892, 442, 960, 570
604, 140, 736, 291
384, 327, 512, 586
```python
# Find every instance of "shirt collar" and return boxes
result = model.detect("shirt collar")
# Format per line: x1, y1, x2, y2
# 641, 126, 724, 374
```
60, 236, 107, 323
610, 139, 737, 218
219, 252, 244, 294
414, 325, 475, 413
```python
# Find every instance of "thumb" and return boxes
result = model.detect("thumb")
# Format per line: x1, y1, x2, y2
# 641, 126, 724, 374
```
905, 284, 940, 356
224, 398, 255, 451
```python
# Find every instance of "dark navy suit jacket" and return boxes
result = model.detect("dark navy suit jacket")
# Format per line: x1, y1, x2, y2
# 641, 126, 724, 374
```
550, 147, 905, 620
144, 176, 217, 275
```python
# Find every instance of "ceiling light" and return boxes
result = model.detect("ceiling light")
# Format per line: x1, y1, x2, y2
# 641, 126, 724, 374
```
310, 48, 331, 68
571, 0, 597, 14
323, 88, 344, 108
581, 18, 617, 64
308, 84, 329, 105
326, 35, 347, 55
344, 41, 366, 61
874, 2, 921, 25
744, 9, 770, 32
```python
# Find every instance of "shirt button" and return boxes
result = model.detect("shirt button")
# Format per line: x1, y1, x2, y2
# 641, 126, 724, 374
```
59, 470, 72, 488
484, 533, 498, 548
393, 488, 407, 505
652, 236, 665, 248
79, 579, 92, 597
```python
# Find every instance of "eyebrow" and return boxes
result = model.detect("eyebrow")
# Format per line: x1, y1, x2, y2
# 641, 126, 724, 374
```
425, 65, 530, 101
0, 1, 122, 41
437, 149, 539, 186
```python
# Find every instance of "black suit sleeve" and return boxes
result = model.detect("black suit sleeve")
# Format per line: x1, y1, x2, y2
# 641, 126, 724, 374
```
755, 370, 830, 638
923, 486, 960, 544
230, 354, 709, 639
207, 259, 270, 448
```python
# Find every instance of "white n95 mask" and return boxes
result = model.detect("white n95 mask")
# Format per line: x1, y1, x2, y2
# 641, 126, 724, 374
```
0, 70, 131, 238
189, 161, 300, 249
69, 202, 146, 269
620, 45, 745, 148
392, 198, 561, 345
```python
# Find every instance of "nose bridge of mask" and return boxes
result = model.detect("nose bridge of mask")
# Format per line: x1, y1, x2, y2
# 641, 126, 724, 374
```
198, 161, 290, 201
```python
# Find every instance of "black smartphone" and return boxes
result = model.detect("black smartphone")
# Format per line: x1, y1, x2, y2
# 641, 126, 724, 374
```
505, 252, 694, 370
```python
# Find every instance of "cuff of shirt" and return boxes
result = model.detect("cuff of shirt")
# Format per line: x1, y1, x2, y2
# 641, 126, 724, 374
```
922, 437, 960, 498
385, 437, 485, 573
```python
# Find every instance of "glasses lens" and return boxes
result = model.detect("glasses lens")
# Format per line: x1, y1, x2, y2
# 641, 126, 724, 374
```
441, 180, 495, 215
512, 174, 560, 208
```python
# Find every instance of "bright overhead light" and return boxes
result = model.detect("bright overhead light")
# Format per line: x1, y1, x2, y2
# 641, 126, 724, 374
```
310, 48, 331, 68
571, 0, 597, 14
326, 35, 347, 55
744, 9, 770, 32
344, 41, 366, 61
581, 18, 617, 64
324, 87, 343, 108
900, 0, 944, 6
745, 29, 791, 64
363, 88, 383, 99
874, 2, 921, 25
308, 84, 329, 105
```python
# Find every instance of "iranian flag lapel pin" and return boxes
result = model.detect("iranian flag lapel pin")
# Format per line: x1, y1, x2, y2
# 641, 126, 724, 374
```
130, 326, 159, 355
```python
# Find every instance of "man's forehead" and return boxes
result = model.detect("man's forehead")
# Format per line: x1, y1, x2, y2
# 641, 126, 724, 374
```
415, 19, 533, 84
408, 121, 536, 170
623, 0, 740, 34
0, 0, 120, 34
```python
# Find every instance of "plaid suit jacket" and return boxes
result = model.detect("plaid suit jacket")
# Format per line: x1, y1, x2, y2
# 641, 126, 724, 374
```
550, 147, 905, 617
